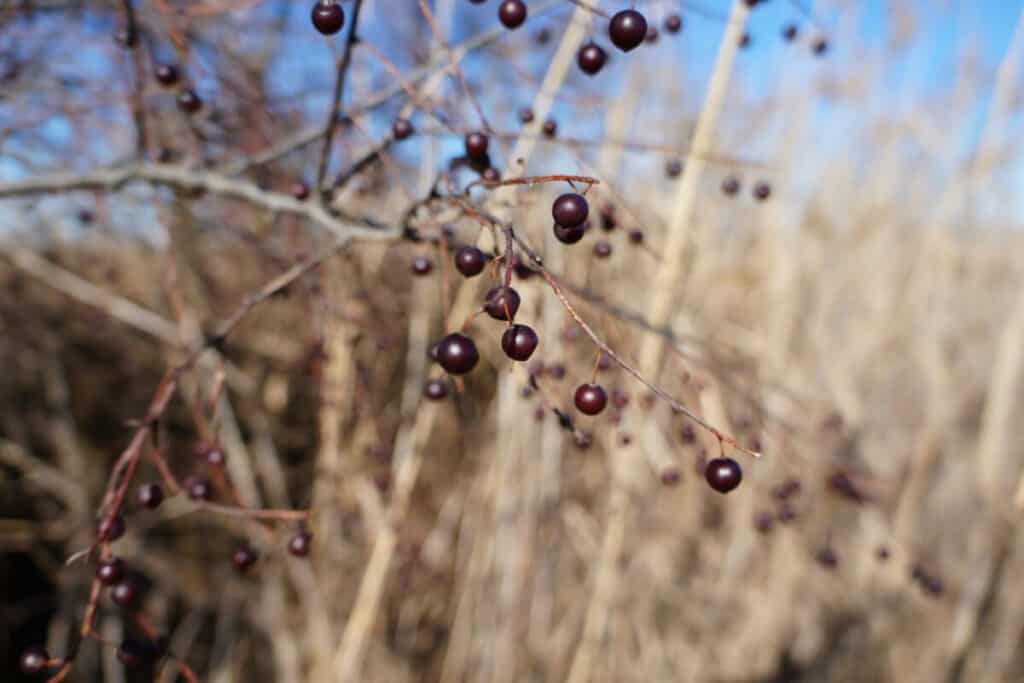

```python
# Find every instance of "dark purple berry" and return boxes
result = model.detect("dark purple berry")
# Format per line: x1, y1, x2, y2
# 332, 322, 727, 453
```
20, 646, 49, 674
423, 378, 448, 400
186, 476, 213, 501
705, 457, 742, 493
111, 576, 141, 607
721, 176, 741, 196
484, 286, 521, 321
137, 483, 164, 510
554, 223, 585, 245
501, 324, 539, 361
154, 64, 179, 86
498, 0, 527, 29
412, 256, 433, 276
232, 544, 259, 573
645, 26, 659, 43
482, 167, 501, 183
176, 89, 202, 114
754, 511, 774, 533
465, 131, 489, 160
455, 245, 486, 277
114, 27, 137, 48
435, 333, 480, 375
627, 229, 644, 244
664, 14, 682, 34
542, 118, 557, 137
782, 24, 798, 42
291, 181, 310, 200
753, 181, 772, 201
661, 467, 681, 486
312, 0, 345, 35
812, 37, 828, 56
593, 240, 612, 259
393, 117, 414, 140
876, 545, 890, 562
534, 27, 551, 44
552, 192, 589, 228
518, 107, 535, 124
97, 557, 125, 586
815, 547, 838, 569
665, 159, 682, 178
574, 383, 608, 415
289, 531, 313, 557
608, 9, 647, 52
205, 446, 226, 467
577, 42, 608, 75
116, 639, 154, 667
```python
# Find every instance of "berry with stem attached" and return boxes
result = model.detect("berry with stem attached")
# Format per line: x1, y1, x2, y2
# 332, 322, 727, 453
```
501, 324, 539, 361
552, 193, 589, 228
289, 531, 313, 557
593, 240, 612, 259
97, 557, 126, 586
664, 14, 682, 34
137, 483, 164, 509
311, 0, 345, 35
484, 286, 521, 321
577, 42, 608, 75
154, 64, 179, 86
111, 576, 141, 607
498, 0, 527, 29
435, 333, 480, 375
232, 544, 259, 573
455, 245, 486, 277
753, 181, 772, 201
721, 176, 741, 196
412, 256, 433, 276
465, 131, 489, 160
20, 646, 50, 674
705, 456, 742, 493
423, 378, 448, 401
176, 89, 202, 114
574, 383, 608, 415
554, 223, 585, 245
608, 9, 647, 52
393, 117, 414, 140
542, 118, 557, 137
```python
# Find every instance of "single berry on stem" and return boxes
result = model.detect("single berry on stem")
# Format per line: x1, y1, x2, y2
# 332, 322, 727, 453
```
501, 324, 539, 361
577, 42, 608, 75
311, 0, 345, 35
753, 181, 772, 201
20, 646, 50, 674
291, 181, 310, 201
154, 64, 179, 86
465, 131, 489, 160
435, 333, 480, 375
812, 37, 829, 56
628, 229, 644, 245
552, 193, 589, 228
574, 383, 608, 415
782, 24, 799, 42
97, 514, 126, 542
393, 117, 414, 140
705, 456, 742, 493
518, 107, 535, 124
186, 476, 213, 501
498, 0, 527, 29
664, 14, 682, 34
593, 240, 612, 259
721, 176, 741, 196
412, 256, 433, 276
423, 378, 449, 401
484, 286, 521, 321
232, 544, 260, 573
289, 531, 313, 557
176, 89, 202, 114
554, 223, 585, 245
608, 9, 648, 52
137, 483, 164, 509
111, 576, 141, 607
665, 159, 682, 178
454, 245, 486, 277
97, 557, 126, 586
542, 118, 557, 137
482, 167, 501, 183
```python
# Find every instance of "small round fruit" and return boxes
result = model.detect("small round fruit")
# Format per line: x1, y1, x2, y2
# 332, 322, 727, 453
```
204, 446, 226, 467
627, 229, 644, 245
465, 131, 489, 160
176, 89, 202, 114
114, 27, 137, 48
291, 181, 310, 200
518, 107, 535, 124
137, 483, 164, 510
753, 181, 772, 201
782, 24, 799, 42
542, 118, 557, 137
20, 646, 49, 674
645, 26, 659, 43
574, 383, 608, 415
721, 176, 741, 196
110, 576, 141, 607
501, 324, 539, 361
454, 245, 486, 277
435, 333, 480, 375
393, 117, 413, 140
289, 531, 313, 557
593, 240, 612, 259
608, 9, 647, 52
484, 286, 521, 321
577, 42, 608, 75
154, 64, 179, 86
811, 37, 829, 56
97, 514, 126, 542
738, 32, 751, 48
665, 159, 682, 178
552, 192, 589, 228
482, 167, 501, 183
705, 457, 742, 493
412, 257, 433, 276
232, 544, 259, 573
554, 223, 585, 245
815, 547, 838, 569
498, 0, 527, 29
311, 0, 345, 35
186, 476, 213, 501
97, 557, 126, 586
423, 378, 448, 401
664, 14, 682, 34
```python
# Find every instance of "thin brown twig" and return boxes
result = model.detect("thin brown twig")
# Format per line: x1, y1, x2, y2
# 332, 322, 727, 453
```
315, 0, 364, 192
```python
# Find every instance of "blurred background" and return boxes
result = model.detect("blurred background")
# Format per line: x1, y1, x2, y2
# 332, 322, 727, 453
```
3, 0, 1024, 681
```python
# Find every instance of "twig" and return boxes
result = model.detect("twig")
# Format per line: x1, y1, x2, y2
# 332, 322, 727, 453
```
315, 0, 364, 192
